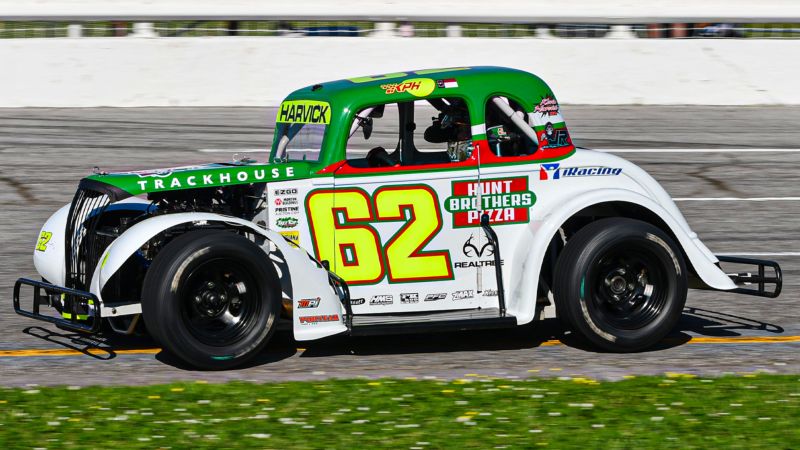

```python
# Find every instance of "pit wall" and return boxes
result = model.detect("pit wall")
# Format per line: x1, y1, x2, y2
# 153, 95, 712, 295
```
2, 37, 797, 107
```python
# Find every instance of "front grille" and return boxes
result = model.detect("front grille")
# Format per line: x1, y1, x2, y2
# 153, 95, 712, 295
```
64, 184, 113, 291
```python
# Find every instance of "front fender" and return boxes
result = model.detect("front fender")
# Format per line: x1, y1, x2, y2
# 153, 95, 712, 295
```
90, 212, 347, 340
508, 188, 736, 325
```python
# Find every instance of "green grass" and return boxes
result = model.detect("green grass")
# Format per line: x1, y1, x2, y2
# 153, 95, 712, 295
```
0, 374, 798, 449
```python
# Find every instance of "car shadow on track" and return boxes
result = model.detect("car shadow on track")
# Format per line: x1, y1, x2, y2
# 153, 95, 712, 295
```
674, 306, 784, 337
22, 325, 156, 360
18, 306, 786, 368
296, 307, 787, 358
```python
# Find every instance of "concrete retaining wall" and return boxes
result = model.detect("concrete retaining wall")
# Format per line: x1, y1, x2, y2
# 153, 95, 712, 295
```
1, 37, 797, 106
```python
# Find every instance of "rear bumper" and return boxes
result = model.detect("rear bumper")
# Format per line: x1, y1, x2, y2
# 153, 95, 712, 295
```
713, 255, 783, 298
13, 278, 101, 333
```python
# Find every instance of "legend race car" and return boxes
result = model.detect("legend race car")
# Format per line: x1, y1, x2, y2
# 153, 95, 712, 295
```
14, 66, 782, 369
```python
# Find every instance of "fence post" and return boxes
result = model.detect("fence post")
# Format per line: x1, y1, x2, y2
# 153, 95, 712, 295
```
446, 24, 462, 37
67, 24, 82, 38
606, 24, 636, 38
131, 22, 157, 37
372, 22, 396, 37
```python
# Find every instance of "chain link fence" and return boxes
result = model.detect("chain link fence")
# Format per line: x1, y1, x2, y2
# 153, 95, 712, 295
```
1, 21, 799, 39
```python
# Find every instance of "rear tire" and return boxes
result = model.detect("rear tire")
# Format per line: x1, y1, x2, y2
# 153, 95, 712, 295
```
142, 230, 280, 369
553, 218, 687, 352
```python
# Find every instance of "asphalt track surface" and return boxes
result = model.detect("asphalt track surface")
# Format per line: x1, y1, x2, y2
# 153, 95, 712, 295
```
0, 106, 798, 386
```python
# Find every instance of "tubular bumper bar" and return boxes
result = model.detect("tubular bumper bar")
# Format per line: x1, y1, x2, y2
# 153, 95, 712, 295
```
715, 256, 782, 298
13, 278, 101, 333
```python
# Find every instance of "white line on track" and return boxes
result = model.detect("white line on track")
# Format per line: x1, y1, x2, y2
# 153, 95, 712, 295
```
717, 252, 800, 257
594, 148, 800, 153
674, 197, 800, 202
198, 148, 265, 153
199, 147, 800, 154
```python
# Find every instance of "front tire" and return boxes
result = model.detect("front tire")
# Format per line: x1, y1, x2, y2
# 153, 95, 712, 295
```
553, 218, 687, 352
142, 230, 280, 369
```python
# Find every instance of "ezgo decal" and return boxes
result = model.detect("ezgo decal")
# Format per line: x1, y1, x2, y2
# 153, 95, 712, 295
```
380, 78, 436, 97
444, 177, 535, 227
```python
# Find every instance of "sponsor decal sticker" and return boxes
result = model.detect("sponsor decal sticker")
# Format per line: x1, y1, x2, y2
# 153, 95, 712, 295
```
536, 122, 571, 150
297, 297, 320, 309
452, 290, 474, 300
350, 298, 366, 305
539, 163, 622, 181
275, 197, 299, 206
483, 289, 498, 297
275, 206, 300, 216
534, 95, 559, 116
132, 166, 296, 192
299, 314, 339, 325
274, 188, 298, 196
279, 230, 300, 244
424, 293, 447, 302
370, 295, 394, 306
380, 78, 436, 97
462, 234, 493, 258
277, 100, 331, 125
455, 234, 504, 269
277, 217, 299, 229
436, 78, 459, 89
400, 293, 420, 304
444, 177, 535, 227
36, 231, 52, 252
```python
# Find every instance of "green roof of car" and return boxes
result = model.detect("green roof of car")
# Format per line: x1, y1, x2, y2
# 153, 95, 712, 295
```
282, 66, 555, 115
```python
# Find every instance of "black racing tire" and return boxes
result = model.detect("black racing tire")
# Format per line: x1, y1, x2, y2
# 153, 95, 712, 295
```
553, 218, 688, 352
142, 229, 281, 370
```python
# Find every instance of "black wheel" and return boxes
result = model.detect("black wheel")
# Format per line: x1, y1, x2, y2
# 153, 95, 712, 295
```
142, 230, 280, 369
553, 218, 687, 352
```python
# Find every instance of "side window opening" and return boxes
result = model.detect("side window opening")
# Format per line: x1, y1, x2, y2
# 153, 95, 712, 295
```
485, 97, 538, 157
345, 97, 472, 168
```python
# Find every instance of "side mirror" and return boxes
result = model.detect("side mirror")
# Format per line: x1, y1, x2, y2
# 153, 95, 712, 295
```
362, 117, 373, 140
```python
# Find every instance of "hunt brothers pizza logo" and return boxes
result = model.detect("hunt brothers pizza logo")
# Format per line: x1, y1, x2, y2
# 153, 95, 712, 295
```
444, 177, 535, 227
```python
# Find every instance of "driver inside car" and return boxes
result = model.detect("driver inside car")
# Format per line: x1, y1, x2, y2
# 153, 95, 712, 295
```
424, 100, 473, 162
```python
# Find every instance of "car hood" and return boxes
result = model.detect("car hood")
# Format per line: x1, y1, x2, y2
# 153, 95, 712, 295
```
82, 161, 312, 199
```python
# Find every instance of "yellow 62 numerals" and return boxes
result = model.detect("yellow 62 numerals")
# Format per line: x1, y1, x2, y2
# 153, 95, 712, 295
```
306, 185, 454, 285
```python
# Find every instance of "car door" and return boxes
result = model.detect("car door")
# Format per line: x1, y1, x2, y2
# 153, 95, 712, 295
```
305, 98, 494, 314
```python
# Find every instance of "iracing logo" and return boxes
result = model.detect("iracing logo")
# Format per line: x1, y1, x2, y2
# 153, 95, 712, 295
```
539, 163, 562, 180
540, 163, 622, 181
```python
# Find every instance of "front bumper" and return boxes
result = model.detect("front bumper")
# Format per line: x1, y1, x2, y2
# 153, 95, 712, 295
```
13, 278, 101, 333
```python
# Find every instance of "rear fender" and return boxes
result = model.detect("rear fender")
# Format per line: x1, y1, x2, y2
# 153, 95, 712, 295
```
508, 188, 736, 325
90, 212, 346, 340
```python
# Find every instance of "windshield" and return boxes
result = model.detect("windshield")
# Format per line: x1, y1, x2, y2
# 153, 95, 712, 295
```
274, 122, 326, 162
273, 99, 331, 163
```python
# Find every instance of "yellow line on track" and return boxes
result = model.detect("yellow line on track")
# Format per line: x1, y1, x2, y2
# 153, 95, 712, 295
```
0, 335, 798, 358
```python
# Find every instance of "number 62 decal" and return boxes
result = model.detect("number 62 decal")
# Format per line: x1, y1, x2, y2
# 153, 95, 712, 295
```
306, 185, 454, 285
